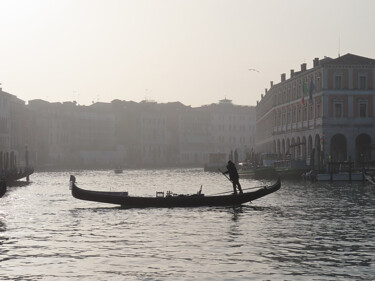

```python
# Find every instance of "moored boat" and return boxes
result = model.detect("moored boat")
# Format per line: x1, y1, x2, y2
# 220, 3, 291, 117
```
114, 167, 123, 174
0, 181, 6, 198
238, 165, 277, 179
69, 175, 281, 208
274, 160, 310, 180
4, 167, 34, 184
316, 172, 365, 181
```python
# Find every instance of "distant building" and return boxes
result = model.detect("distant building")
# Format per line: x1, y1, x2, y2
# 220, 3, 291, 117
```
0, 88, 12, 170
179, 99, 256, 165
0, 88, 32, 170
178, 107, 212, 165
2, 86, 257, 169
256, 53, 375, 168
27, 100, 118, 168
111, 99, 186, 167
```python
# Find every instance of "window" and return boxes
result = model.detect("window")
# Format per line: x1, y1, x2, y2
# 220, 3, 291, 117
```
316, 103, 321, 118
297, 106, 301, 122
316, 76, 321, 91
359, 76, 367, 90
303, 106, 307, 121
334, 75, 342, 89
359, 101, 368, 118
334, 102, 343, 118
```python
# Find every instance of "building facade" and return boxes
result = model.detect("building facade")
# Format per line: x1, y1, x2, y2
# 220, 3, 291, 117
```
27, 100, 118, 168
256, 54, 375, 168
1, 88, 256, 169
0, 88, 32, 170
179, 99, 256, 165
0, 89, 12, 170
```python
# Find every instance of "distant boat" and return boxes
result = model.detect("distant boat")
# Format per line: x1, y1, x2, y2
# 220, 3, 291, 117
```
69, 175, 281, 208
274, 160, 310, 180
114, 168, 123, 174
237, 163, 277, 179
316, 172, 365, 181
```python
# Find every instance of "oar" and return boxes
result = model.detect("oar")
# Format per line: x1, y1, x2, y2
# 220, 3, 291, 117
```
218, 168, 232, 182
216, 168, 266, 195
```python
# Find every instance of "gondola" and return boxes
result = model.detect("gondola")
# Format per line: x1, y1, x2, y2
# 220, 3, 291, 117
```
69, 175, 281, 208
0, 181, 6, 198
5, 167, 34, 184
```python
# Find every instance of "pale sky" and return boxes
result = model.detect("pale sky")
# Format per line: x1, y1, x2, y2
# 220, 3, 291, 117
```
1, 0, 374, 107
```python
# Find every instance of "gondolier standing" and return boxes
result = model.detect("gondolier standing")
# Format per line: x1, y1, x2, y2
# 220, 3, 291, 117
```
224, 160, 243, 195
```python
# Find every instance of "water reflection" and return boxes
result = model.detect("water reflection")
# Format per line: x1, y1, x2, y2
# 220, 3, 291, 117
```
0, 219, 6, 232
7, 181, 31, 188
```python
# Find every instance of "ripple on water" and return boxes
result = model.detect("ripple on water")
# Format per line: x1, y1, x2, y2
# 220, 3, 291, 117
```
0, 170, 374, 280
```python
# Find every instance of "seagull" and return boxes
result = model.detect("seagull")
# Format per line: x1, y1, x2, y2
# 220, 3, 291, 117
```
248, 68, 259, 72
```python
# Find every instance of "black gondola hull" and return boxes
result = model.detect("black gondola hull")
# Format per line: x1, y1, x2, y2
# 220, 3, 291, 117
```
70, 177, 281, 208
0, 181, 6, 198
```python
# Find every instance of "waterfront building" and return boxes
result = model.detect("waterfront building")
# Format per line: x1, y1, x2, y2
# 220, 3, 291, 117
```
9, 94, 35, 168
0, 88, 32, 170
202, 98, 256, 164
111, 99, 186, 167
0, 88, 12, 170
127, 100, 169, 166
178, 107, 212, 165
180, 99, 256, 165
27, 100, 118, 168
2, 86, 257, 169
256, 53, 375, 168
72, 102, 118, 168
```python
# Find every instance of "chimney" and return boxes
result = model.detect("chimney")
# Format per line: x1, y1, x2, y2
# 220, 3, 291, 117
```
290, 69, 294, 78
270, 81, 274, 88
301, 63, 307, 72
313, 57, 319, 67
261, 94, 264, 99
281, 73, 286, 82
265, 88, 268, 95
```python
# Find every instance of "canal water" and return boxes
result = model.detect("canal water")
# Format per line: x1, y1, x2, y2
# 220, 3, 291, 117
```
1, 169, 374, 280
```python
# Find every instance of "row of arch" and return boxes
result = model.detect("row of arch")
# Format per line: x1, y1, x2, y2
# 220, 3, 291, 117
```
273, 133, 373, 165
331, 133, 372, 162
273, 134, 321, 163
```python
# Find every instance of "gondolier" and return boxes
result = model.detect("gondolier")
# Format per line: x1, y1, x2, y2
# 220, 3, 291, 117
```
224, 160, 243, 195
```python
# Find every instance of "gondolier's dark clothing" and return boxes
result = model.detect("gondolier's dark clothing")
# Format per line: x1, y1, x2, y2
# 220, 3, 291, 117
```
225, 161, 243, 195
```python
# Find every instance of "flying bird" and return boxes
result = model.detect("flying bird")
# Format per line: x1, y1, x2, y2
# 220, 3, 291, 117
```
248, 68, 259, 72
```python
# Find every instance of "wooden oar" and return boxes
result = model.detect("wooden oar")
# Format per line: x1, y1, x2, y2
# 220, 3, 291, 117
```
218, 168, 232, 182
216, 168, 266, 195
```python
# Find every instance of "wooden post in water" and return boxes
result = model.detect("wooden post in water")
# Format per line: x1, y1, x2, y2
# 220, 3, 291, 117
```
25, 145, 29, 182
329, 162, 333, 182
362, 161, 366, 183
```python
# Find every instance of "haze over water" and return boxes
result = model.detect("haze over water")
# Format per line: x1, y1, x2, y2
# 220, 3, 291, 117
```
1, 168, 374, 280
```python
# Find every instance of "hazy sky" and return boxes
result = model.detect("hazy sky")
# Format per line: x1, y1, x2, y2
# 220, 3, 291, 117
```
1, 0, 374, 107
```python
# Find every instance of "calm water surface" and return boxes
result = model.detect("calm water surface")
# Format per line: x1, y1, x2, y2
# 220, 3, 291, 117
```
1, 169, 375, 280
